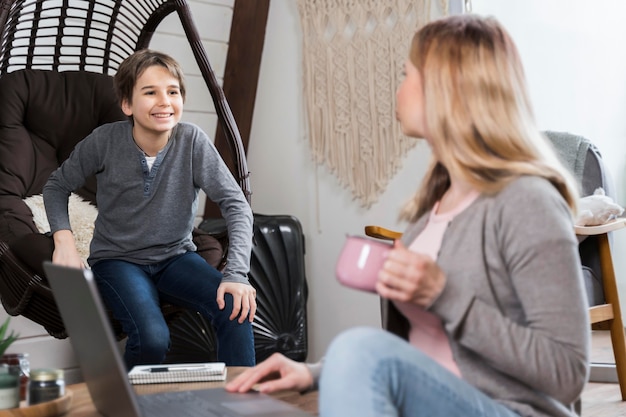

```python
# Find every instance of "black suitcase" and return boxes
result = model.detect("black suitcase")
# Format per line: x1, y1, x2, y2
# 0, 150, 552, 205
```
165, 213, 308, 363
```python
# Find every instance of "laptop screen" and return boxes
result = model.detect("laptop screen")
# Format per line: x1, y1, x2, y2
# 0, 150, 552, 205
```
44, 261, 143, 417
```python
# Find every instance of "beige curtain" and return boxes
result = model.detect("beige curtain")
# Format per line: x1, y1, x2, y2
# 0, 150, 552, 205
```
297, 0, 448, 207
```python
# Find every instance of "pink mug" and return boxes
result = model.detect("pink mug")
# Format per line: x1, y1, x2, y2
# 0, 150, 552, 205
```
335, 235, 392, 293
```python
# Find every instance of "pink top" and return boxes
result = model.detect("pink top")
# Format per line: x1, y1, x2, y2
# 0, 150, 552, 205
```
393, 190, 480, 378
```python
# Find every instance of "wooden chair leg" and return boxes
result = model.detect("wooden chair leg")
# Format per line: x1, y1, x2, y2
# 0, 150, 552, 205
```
608, 317, 626, 400
598, 233, 626, 400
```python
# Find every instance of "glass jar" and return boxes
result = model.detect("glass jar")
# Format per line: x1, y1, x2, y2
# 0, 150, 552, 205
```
27, 368, 64, 405
0, 353, 29, 401
0, 368, 19, 410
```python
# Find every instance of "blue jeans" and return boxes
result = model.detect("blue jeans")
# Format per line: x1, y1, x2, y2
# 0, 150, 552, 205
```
319, 327, 520, 417
91, 252, 255, 368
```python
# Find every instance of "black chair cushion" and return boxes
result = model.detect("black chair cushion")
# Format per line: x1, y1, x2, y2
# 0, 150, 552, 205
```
0, 69, 125, 244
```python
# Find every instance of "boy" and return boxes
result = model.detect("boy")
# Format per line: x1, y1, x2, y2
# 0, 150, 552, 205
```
43, 49, 256, 368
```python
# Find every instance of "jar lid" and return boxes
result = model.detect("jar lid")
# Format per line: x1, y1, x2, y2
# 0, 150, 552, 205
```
1, 353, 28, 359
30, 368, 63, 382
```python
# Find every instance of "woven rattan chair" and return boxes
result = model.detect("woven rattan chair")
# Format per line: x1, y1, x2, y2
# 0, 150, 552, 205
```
0, 0, 250, 361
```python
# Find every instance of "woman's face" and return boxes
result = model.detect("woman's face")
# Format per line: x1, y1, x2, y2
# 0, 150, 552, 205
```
396, 60, 427, 140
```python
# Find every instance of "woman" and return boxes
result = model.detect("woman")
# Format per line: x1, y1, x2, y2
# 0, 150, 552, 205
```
227, 14, 589, 417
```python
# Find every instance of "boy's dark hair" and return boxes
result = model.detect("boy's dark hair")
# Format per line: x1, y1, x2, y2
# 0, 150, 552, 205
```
114, 49, 186, 106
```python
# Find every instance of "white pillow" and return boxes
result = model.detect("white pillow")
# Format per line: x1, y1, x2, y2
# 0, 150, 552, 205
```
23, 193, 97, 264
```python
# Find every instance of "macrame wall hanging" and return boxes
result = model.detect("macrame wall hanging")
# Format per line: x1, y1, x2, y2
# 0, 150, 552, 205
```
297, 0, 449, 207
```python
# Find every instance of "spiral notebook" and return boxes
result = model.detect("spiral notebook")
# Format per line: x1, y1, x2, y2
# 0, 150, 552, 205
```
128, 362, 227, 384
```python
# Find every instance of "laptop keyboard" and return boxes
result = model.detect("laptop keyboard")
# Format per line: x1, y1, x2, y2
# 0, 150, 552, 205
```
137, 390, 228, 417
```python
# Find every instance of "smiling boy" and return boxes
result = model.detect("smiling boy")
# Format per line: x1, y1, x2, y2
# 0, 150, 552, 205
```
43, 49, 256, 368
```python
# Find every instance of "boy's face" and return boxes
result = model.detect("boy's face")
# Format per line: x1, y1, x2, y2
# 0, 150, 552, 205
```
121, 65, 183, 140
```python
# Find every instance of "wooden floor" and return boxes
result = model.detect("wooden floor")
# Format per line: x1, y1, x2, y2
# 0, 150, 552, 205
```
581, 331, 626, 416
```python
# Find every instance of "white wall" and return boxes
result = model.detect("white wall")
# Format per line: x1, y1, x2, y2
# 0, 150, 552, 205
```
469, 0, 626, 308
248, 0, 626, 362
248, 1, 432, 361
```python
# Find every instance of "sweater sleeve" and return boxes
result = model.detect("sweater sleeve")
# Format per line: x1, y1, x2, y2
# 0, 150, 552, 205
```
191, 128, 253, 284
43, 133, 101, 234
303, 359, 324, 392
429, 177, 589, 404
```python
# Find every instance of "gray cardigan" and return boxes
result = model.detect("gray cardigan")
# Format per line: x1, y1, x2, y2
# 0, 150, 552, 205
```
311, 176, 589, 417
43, 121, 253, 283
388, 175, 589, 417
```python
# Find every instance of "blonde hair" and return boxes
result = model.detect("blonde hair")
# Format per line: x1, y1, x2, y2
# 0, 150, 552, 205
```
400, 15, 578, 222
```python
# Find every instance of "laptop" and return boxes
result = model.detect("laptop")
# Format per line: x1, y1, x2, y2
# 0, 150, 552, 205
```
43, 261, 314, 417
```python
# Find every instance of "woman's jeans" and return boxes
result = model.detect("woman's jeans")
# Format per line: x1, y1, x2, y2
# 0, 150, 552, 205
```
91, 252, 255, 369
319, 327, 520, 417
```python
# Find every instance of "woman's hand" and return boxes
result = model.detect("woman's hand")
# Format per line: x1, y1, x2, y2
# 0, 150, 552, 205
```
376, 240, 446, 307
217, 282, 257, 323
51, 229, 84, 268
225, 352, 314, 394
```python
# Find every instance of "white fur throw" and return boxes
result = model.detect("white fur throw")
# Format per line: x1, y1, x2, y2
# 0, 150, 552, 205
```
23, 193, 97, 263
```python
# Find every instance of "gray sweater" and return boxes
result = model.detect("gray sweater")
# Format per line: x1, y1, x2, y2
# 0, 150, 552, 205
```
43, 121, 253, 283
310, 176, 588, 417
396, 176, 589, 417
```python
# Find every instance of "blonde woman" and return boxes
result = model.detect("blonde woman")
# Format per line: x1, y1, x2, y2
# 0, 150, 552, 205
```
227, 14, 589, 417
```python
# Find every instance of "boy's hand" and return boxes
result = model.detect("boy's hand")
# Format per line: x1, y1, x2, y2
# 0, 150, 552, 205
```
217, 282, 257, 323
52, 229, 85, 269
